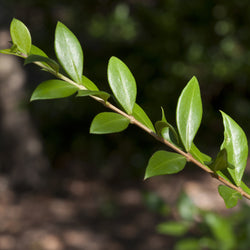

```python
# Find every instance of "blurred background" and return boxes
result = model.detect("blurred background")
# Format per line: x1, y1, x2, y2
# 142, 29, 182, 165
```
0, 0, 250, 249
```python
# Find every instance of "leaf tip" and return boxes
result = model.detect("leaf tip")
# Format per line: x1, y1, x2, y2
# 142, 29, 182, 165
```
30, 95, 37, 102
144, 172, 150, 180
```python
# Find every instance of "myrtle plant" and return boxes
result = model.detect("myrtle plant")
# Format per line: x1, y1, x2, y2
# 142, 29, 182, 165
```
1, 18, 249, 208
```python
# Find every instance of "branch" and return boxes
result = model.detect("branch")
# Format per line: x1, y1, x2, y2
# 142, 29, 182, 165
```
36, 61, 250, 200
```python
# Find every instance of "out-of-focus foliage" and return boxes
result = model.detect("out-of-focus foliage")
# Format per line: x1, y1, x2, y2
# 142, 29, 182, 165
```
1, 0, 250, 177
157, 192, 250, 250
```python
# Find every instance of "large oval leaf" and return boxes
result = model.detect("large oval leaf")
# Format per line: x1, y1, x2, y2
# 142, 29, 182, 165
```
176, 76, 202, 152
55, 22, 83, 83
30, 80, 78, 101
132, 103, 155, 132
145, 151, 186, 179
10, 18, 31, 55
108, 56, 137, 114
90, 112, 130, 134
220, 111, 248, 186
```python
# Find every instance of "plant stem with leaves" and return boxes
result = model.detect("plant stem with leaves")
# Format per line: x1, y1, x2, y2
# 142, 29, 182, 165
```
1, 18, 249, 208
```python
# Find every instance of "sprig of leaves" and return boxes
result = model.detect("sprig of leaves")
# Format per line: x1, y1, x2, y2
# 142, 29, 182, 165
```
1, 18, 249, 208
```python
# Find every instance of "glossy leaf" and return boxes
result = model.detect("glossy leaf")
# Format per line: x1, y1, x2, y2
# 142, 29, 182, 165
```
30, 79, 78, 101
145, 151, 186, 179
176, 76, 202, 152
82, 75, 99, 91
132, 103, 155, 132
207, 149, 234, 172
55, 22, 83, 83
108, 56, 137, 114
218, 185, 242, 208
90, 112, 130, 134
10, 18, 31, 55
77, 90, 110, 102
220, 111, 248, 186
25, 55, 59, 72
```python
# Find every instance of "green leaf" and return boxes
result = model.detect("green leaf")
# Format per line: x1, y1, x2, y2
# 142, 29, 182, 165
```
30, 79, 78, 101
90, 112, 130, 134
55, 22, 83, 83
10, 18, 31, 55
82, 75, 99, 91
77, 90, 110, 102
145, 151, 186, 179
176, 76, 202, 152
132, 103, 155, 132
207, 149, 234, 172
157, 221, 190, 236
155, 107, 179, 144
30, 45, 48, 57
108, 56, 137, 114
220, 111, 248, 186
218, 185, 242, 208
190, 143, 211, 164
25, 55, 59, 72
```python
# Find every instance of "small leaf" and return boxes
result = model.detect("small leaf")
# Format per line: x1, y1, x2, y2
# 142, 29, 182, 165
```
176, 76, 203, 152
77, 90, 110, 102
55, 22, 83, 83
90, 112, 130, 134
30, 45, 48, 57
145, 151, 186, 179
132, 103, 155, 132
82, 75, 99, 91
31, 79, 78, 101
10, 18, 31, 55
161, 127, 180, 146
155, 107, 179, 144
25, 55, 59, 72
190, 143, 211, 164
108, 56, 137, 114
220, 111, 248, 186
218, 185, 242, 208
207, 149, 234, 172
